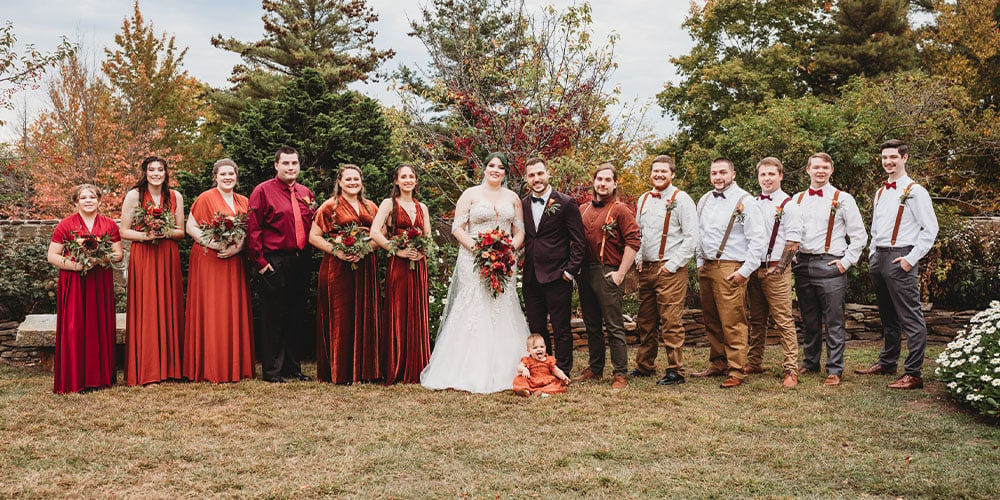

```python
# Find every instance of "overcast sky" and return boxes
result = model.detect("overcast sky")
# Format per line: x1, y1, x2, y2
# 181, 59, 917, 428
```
0, 0, 694, 141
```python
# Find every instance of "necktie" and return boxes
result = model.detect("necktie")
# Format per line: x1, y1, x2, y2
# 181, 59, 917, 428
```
531, 196, 545, 204
758, 194, 772, 201
884, 181, 897, 190
712, 191, 725, 199
808, 188, 823, 197
650, 192, 661, 199
290, 186, 306, 250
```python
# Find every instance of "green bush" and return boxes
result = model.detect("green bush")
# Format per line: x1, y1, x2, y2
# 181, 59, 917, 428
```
923, 219, 1000, 309
935, 301, 1000, 417
0, 237, 58, 321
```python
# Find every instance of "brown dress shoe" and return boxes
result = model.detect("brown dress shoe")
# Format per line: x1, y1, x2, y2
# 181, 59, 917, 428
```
854, 363, 897, 375
798, 366, 819, 375
573, 368, 602, 383
782, 371, 798, 388
611, 374, 628, 389
719, 376, 744, 388
744, 365, 765, 375
691, 367, 726, 378
887, 375, 924, 390
823, 374, 842, 386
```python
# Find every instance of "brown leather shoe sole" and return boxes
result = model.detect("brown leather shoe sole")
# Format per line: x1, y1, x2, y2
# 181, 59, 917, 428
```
573, 369, 603, 383
782, 373, 798, 388
887, 375, 923, 389
823, 374, 842, 386
719, 376, 743, 388
611, 375, 628, 389
854, 364, 897, 376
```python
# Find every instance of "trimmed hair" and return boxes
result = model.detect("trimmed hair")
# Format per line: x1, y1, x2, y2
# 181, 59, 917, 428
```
711, 157, 734, 170
593, 162, 618, 195
274, 145, 298, 163
756, 156, 784, 174
526, 333, 546, 349
70, 183, 102, 203
525, 157, 546, 170
880, 138, 909, 156
650, 154, 675, 174
808, 152, 834, 168
212, 158, 239, 187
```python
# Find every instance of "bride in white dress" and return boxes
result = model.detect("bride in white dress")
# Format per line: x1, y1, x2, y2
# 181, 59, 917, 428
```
420, 153, 531, 394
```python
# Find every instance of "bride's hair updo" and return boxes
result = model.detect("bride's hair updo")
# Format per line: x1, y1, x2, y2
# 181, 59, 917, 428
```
483, 152, 510, 175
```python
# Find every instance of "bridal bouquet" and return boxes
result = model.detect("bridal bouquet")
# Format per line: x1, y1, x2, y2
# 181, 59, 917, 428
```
473, 228, 516, 297
389, 226, 438, 270
62, 232, 115, 276
131, 203, 175, 244
325, 222, 373, 270
197, 211, 247, 253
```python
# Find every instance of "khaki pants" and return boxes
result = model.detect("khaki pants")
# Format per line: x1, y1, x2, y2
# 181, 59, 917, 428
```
634, 263, 688, 375
698, 261, 749, 379
746, 266, 798, 373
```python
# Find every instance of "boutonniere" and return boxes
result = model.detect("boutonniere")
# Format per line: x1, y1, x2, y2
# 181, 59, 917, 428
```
602, 219, 617, 234
774, 205, 784, 222
830, 198, 840, 215
899, 185, 914, 203
544, 198, 561, 216
733, 202, 746, 224
665, 199, 677, 212
298, 194, 317, 211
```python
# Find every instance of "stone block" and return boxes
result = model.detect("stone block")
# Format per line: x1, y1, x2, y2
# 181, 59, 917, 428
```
14, 313, 127, 347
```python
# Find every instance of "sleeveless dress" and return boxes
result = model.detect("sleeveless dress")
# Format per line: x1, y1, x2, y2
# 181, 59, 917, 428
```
384, 203, 431, 384
420, 200, 530, 394
183, 189, 254, 383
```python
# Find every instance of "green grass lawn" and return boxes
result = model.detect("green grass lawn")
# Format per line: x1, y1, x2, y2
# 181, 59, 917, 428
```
2, 345, 998, 498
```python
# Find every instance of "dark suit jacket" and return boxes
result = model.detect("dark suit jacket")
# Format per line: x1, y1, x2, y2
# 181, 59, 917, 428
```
521, 190, 586, 284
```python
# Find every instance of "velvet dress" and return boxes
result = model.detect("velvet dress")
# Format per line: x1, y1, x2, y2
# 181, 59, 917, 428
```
125, 190, 183, 385
183, 188, 254, 383
315, 197, 383, 383
52, 214, 121, 393
384, 203, 431, 384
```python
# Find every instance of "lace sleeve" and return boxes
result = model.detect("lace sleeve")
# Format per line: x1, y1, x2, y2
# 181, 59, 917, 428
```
512, 218, 524, 231
451, 210, 469, 233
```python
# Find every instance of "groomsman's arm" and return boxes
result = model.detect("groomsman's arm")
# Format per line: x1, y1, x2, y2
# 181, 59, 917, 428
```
564, 195, 586, 277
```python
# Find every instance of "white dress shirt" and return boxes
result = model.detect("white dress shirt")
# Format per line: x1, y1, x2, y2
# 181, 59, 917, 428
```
529, 186, 552, 230
756, 189, 803, 263
794, 183, 868, 270
696, 182, 767, 278
869, 175, 938, 264
635, 184, 698, 273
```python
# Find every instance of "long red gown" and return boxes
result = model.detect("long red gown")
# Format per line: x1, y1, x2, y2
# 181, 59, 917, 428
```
384, 203, 431, 384
52, 214, 120, 394
315, 197, 383, 384
125, 190, 183, 386
183, 188, 254, 383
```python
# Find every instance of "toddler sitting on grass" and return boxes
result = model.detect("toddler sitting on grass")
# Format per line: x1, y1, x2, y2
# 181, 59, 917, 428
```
513, 334, 570, 397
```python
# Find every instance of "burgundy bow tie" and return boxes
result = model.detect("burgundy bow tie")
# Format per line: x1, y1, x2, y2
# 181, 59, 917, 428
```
650, 192, 661, 198
712, 191, 726, 199
808, 188, 823, 197
884, 181, 896, 190
758, 194, 771, 201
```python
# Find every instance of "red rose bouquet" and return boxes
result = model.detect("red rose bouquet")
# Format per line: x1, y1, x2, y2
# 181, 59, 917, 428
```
197, 211, 247, 253
131, 203, 175, 244
62, 232, 115, 276
473, 228, 516, 297
389, 226, 438, 270
325, 222, 373, 270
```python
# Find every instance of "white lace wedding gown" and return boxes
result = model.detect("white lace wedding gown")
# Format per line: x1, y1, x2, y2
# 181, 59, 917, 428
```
420, 200, 530, 394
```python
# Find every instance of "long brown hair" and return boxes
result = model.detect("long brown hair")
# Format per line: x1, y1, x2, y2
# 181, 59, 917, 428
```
387, 164, 419, 234
130, 155, 173, 210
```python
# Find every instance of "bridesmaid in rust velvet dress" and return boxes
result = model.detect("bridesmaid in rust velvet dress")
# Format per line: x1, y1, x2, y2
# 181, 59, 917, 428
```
120, 156, 185, 386
370, 165, 432, 384
47, 184, 124, 393
183, 159, 254, 383
309, 164, 383, 384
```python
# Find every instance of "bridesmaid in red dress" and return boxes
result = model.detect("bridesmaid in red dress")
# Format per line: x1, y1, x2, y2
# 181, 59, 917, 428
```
370, 165, 432, 384
183, 159, 254, 383
47, 184, 124, 393
120, 155, 185, 386
309, 164, 383, 384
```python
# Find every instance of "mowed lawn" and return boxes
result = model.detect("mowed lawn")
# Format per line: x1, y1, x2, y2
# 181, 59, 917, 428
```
2, 345, 998, 498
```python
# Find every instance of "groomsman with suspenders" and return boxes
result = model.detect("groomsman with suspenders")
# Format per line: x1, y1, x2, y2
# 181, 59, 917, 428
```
855, 139, 938, 389
745, 157, 803, 388
691, 157, 767, 389
793, 152, 867, 387
631, 155, 698, 386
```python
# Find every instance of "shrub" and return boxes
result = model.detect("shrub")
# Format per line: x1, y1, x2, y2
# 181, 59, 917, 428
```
935, 300, 1000, 417
0, 237, 58, 321
923, 219, 1000, 309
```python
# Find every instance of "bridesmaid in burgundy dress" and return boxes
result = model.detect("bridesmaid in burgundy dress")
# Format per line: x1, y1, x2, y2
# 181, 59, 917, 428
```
310, 164, 383, 383
47, 184, 124, 393
370, 165, 432, 384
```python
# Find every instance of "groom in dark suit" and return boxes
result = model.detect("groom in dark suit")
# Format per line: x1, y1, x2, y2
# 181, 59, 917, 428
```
521, 157, 586, 374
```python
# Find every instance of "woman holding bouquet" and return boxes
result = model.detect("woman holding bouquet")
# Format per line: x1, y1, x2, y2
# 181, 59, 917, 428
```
420, 152, 530, 394
309, 164, 383, 384
183, 159, 254, 383
370, 164, 433, 384
120, 155, 185, 386
47, 184, 123, 393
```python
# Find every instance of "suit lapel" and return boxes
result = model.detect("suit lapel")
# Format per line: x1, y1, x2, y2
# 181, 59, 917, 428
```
522, 195, 537, 235
536, 191, 559, 232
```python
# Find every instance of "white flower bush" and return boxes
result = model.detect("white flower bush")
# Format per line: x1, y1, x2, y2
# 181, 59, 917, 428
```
936, 300, 1000, 417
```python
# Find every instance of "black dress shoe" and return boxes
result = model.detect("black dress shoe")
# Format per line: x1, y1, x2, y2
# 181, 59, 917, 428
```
627, 368, 653, 378
286, 372, 312, 381
263, 376, 286, 383
657, 370, 686, 386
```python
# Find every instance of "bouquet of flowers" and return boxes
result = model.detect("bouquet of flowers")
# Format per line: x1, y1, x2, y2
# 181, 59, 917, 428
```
389, 226, 438, 270
197, 211, 247, 253
325, 222, 373, 270
62, 232, 115, 276
131, 204, 175, 244
473, 228, 516, 297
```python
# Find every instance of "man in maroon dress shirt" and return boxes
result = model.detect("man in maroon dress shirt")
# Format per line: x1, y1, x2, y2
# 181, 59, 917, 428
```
247, 146, 316, 383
